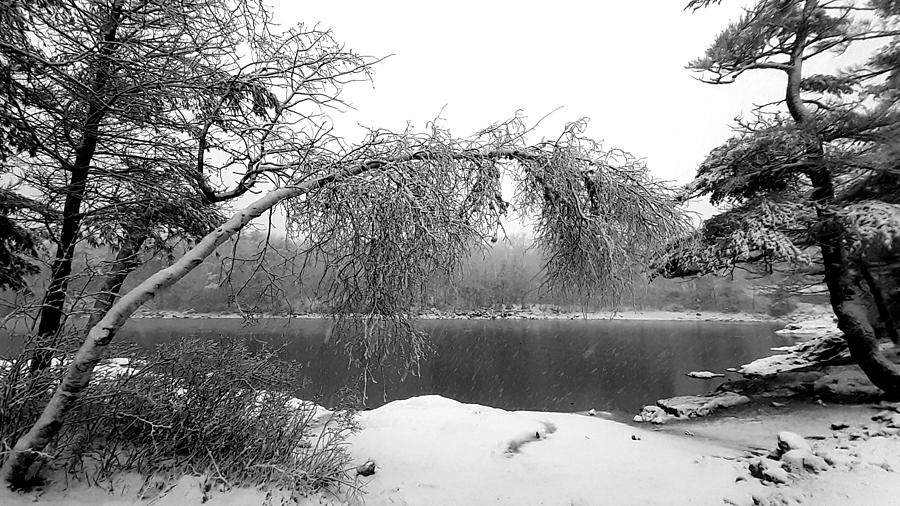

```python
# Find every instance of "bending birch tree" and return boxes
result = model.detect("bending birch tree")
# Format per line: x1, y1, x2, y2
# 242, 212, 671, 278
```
0, 0, 690, 485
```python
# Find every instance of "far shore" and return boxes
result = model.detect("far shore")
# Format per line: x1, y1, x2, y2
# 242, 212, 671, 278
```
130, 308, 792, 323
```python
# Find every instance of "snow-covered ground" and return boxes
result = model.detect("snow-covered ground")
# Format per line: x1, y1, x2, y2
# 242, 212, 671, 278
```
345, 396, 757, 505
0, 395, 761, 505
5, 394, 899, 506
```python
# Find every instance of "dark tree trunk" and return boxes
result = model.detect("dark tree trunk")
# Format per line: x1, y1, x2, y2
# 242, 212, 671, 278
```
29, 165, 89, 373
782, 6, 900, 396
28, 1, 123, 373
858, 260, 900, 344
86, 231, 146, 327
816, 211, 900, 397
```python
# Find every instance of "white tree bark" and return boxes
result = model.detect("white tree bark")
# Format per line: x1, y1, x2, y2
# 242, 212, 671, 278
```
1, 147, 535, 482
1, 171, 336, 482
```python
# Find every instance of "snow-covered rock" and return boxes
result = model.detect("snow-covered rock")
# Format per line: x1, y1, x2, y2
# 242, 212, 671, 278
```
775, 318, 838, 335
780, 449, 830, 473
633, 405, 676, 424
777, 431, 812, 455
872, 410, 900, 429
749, 457, 791, 484
656, 392, 750, 418
739, 333, 851, 377
686, 370, 725, 379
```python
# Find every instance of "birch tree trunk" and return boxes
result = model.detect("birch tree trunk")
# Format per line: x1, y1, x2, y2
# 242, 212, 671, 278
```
1, 181, 312, 483
1, 149, 489, 483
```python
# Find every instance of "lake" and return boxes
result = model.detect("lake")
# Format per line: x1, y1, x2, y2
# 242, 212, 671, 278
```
96, 318, 789, 416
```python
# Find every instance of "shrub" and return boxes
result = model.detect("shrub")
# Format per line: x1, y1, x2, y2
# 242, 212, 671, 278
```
2, 337, 357, 499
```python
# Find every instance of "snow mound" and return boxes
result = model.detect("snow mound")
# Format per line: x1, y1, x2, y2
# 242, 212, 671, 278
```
350, 395, 756, 506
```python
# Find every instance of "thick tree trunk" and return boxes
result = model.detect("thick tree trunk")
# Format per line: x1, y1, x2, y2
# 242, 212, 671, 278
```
29, 0, 124, 373
30, 166, 89, 373
818, 218, 900, 397
782, 3, 900, 397
858, 261, 900, 344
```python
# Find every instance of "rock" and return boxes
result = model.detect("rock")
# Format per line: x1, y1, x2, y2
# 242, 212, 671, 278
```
726, 367, 738, 373
657, 392, 750, 418
813, 370, 882, 398
587, 408, 597, 416
771, 401, 787, 408
867, 428, 887, 438
780, 449, 830, 474
872, 410, 894, 422
776, 431, 811, 455
830, 422, 849, 430
759, 387, 804, 398
686, 370, 726, 379
739, 333, 851, 377
356, 460, 376, 477
817, 449, 856, 469
872, 401, 900, 413
631, 434, 641, 441
872, 411, 900, 428
633, 405, 675, 424
749, 458, 791, 484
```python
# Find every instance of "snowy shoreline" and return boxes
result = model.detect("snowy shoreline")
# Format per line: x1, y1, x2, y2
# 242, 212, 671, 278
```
4, 394, 898, 506
11, 304, 897, 506
131, 308, 782, 323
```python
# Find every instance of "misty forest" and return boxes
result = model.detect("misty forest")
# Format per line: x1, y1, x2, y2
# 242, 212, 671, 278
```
1, 1, 899, 505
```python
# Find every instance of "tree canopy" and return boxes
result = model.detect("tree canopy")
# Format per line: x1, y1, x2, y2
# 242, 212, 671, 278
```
668, 0, 900, 395
0, 0, 690, 484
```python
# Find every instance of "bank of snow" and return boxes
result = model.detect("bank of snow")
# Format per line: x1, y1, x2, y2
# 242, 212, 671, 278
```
347, 396, 759, 505
7, 394, 900, 505
3, 395, 762, 506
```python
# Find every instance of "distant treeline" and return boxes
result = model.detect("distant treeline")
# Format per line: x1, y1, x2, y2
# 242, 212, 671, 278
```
5, 233, 824, 317
130, 233, 823, 316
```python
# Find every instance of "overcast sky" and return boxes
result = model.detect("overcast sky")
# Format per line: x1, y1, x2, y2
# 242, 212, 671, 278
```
271, 0, 785, 206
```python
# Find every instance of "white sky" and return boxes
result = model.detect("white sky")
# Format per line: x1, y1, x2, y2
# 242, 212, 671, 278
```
270, 0, 783, 213
243, 0, 875, 235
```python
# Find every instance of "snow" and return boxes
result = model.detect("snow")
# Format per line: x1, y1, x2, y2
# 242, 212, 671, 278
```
4, 395, 900, 505
346, 395, 757, 505
5, 305, 899, 505
686, 370, 725, 379
775, 317, 837, 335
131, 308, 775, 322
739, 332, 851, 377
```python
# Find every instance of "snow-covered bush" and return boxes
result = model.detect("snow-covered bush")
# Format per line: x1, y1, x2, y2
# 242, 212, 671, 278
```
1, 338, 357, 496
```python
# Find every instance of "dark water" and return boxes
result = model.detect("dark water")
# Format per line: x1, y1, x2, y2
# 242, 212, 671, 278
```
91, 318, 789, 415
